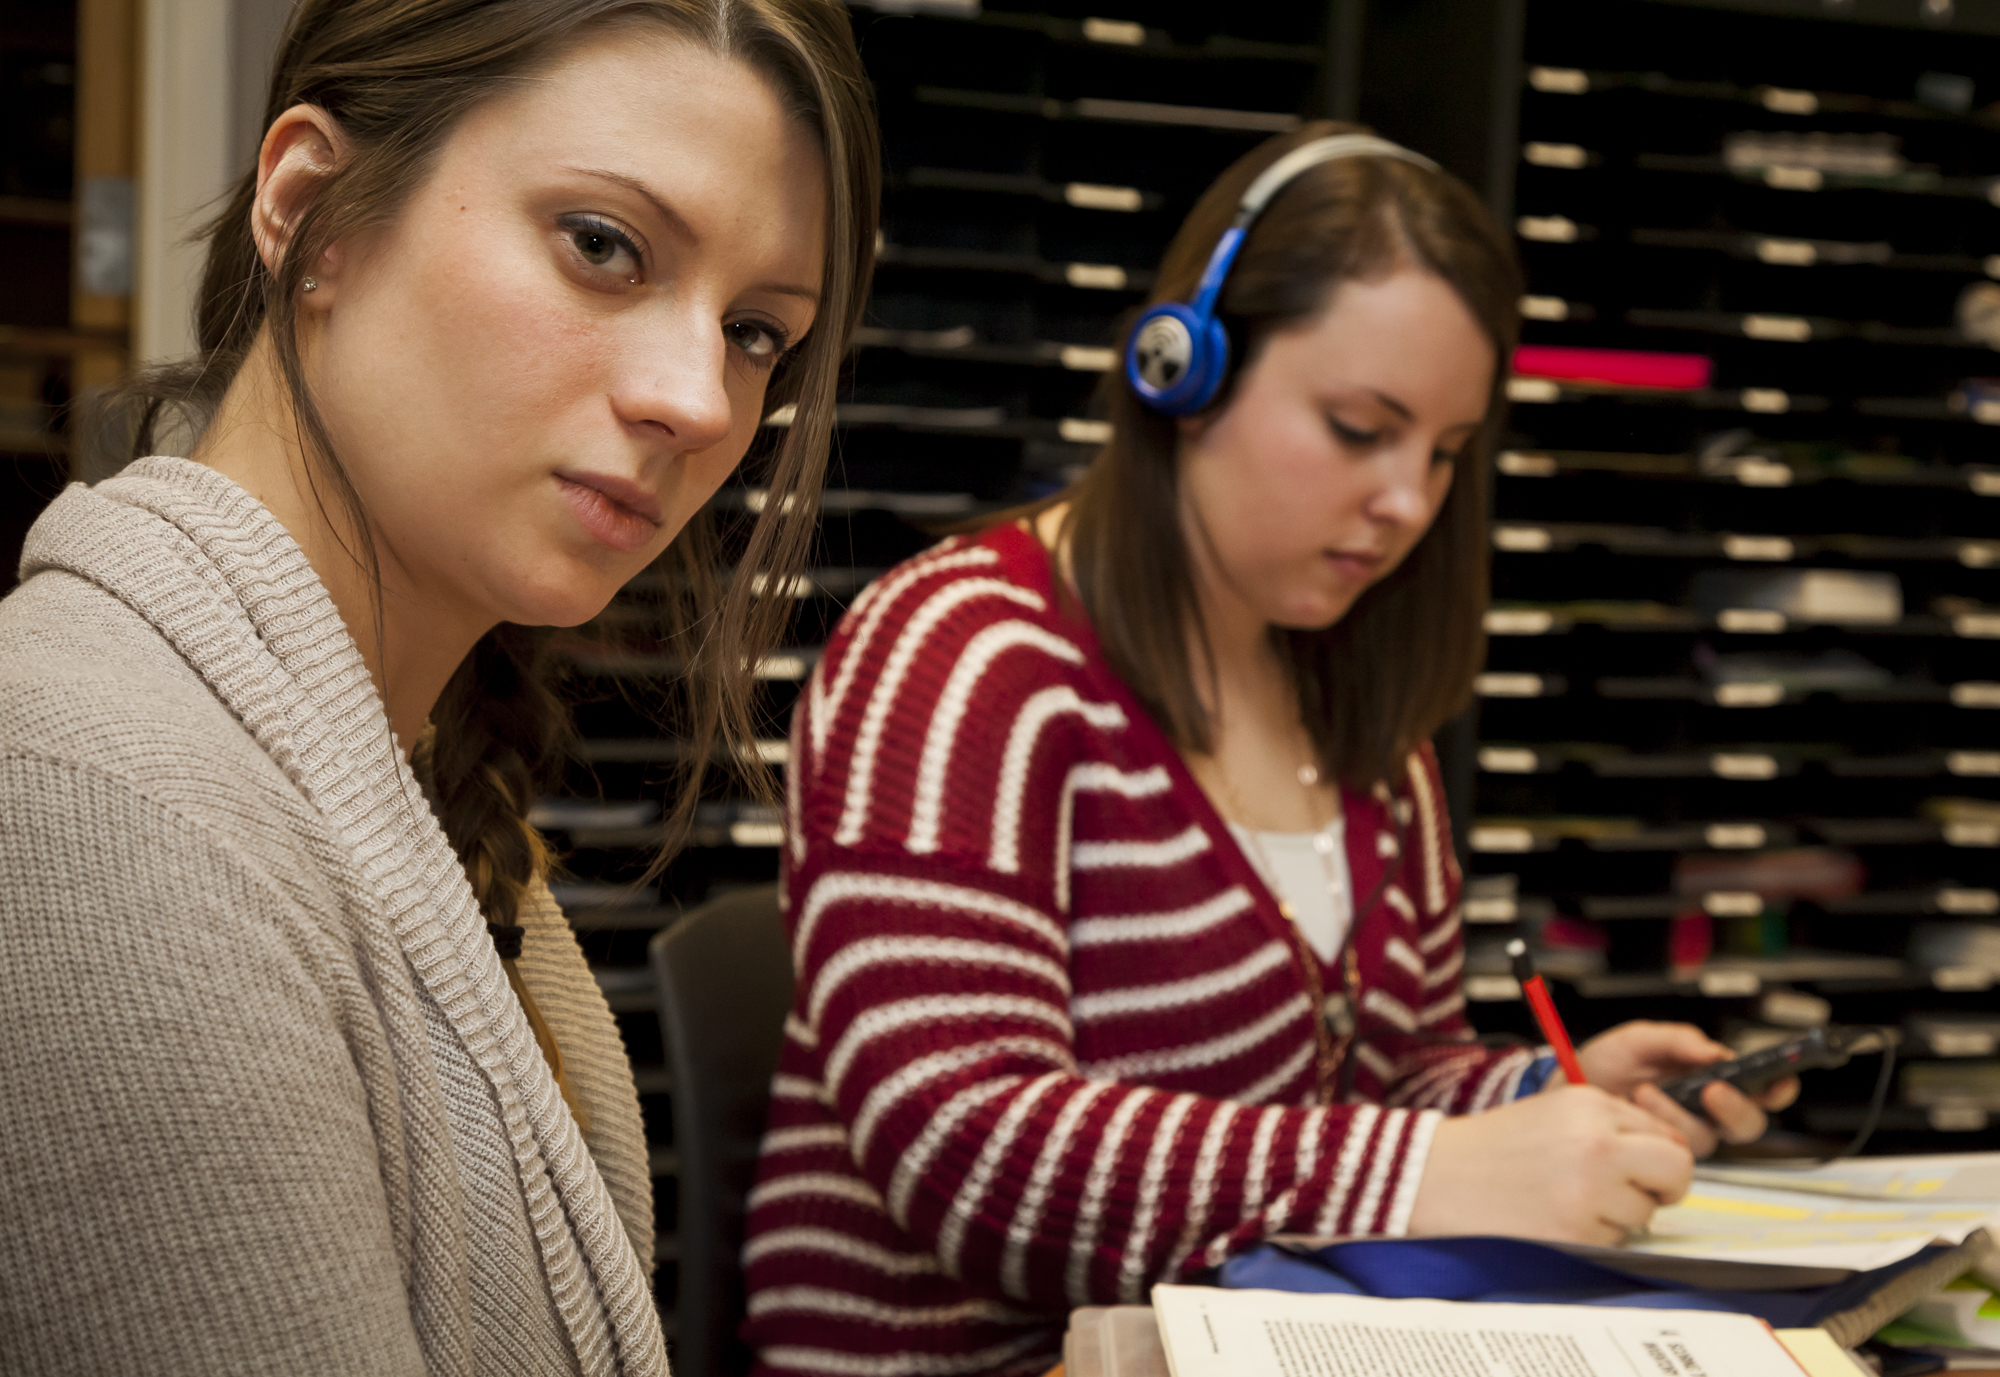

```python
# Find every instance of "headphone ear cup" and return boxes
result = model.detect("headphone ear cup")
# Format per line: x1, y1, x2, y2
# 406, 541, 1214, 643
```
1126, 302, 1223, 416
1191, 313, 1231, 411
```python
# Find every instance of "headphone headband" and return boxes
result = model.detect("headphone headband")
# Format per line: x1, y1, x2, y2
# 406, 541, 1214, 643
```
1234, 134, 1439, 228
1126, 133, 1440, 416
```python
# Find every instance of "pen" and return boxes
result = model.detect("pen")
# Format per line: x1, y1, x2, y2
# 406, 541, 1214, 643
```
1507, 938, 1588, 1086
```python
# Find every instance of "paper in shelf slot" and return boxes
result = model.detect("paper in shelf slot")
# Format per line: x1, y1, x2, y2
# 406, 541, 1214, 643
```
1693, 569, 1902, 626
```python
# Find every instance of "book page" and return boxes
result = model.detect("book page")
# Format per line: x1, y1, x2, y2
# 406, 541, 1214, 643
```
1152, 1285, 1805, 1377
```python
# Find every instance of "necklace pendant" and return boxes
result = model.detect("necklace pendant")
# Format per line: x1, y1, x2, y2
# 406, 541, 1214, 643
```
1324, 992, 1355, 1037
1277, 900, 1298, 921
1297, 763, 1319, 787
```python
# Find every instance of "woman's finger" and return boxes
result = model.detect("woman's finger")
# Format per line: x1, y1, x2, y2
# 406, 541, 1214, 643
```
1633, 1082, 1720, 1158
1757, 1076, 1801, 1112
1700, 1080, 1770, 1145
1618, 1129, 1697, 1206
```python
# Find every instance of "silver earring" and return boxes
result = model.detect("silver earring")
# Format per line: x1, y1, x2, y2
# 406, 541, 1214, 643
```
302, 276, 318, 292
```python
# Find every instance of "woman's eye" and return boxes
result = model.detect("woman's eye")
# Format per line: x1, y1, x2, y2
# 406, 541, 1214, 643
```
1328, 417, 1383, 447
558, 215, 642, 280
726, 319, 789, 362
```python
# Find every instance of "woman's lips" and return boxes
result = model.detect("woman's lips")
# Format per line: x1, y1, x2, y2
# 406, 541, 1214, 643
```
556, 471, 661, 554
1324, 548, 1385, 579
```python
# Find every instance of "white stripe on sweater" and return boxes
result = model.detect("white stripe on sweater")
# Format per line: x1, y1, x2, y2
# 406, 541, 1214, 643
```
1115, 1094, 1197, 1301
1313, 1103, 1380, 1236
886, 1076, 1022, 1227
987, 687, 1129, 874
1293, 1104, 1328, 1200
1469, 1049, 1526, 1112
1236, 1038, 1318, 1106
1163, 1101, 1237, 1279
1053, 763, 1176, 911
1423, 947, 1466, 989
747, 1286, 1037, 1326
1384, 885, 1417, 922
810, 544, 994, 762
743, 1227, 941, 1276
1420, 989, 1467, 1028
748, 1172, 888, 1214
824, 995, 1072, 1105
907, 622, 1086, 855
1385, 1111, 1442, 1235
1082, 993, 1310, 1083
1070, 941, 1289, 1023
1406, 751, 1447, 914
1383, 937, 1424, 980
1069, 886, 1254, 948
937, 1071, 1068, 1279
1241, 1105, 1284, 1224
838, 578, 1047, 845
772, 1073, 826, 1103
1420, 909, 1462, 954
806, 936, 1070, 1036
1065, 1088, 1154, 1305
1350, 1108, 1408, 1233
1001, 1080, 1113, 1299
762, 1333, 1049, 1377
852, 1038, 1070, 1166
793, 871, 1067, 972
1352, 1042, 1398, 1087
1362, 986, 1418, 1034
1070, 823, 1210, 871
761, 1124, 848, 1155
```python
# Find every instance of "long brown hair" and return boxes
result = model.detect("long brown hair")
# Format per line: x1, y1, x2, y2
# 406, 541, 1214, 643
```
111, 0, 879, 925
1061, 120, 1518, 791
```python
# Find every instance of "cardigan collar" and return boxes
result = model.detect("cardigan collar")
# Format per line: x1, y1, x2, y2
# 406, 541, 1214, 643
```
21, 456, 666, 1376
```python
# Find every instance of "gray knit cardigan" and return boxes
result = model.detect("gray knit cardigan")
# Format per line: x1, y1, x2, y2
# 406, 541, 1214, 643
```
0, 457, 669, 1375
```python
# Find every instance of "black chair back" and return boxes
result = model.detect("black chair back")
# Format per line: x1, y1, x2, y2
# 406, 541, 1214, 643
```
649, 884, 794, 1377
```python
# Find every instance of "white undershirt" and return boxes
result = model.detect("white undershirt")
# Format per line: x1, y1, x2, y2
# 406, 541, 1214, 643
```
1228, 821, 1354, 962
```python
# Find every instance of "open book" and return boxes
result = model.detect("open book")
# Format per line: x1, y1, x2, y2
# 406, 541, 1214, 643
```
1065, 1290, 1869, 1377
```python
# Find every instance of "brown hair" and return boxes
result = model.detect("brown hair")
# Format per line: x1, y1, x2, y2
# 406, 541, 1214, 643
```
1060, 120, 1518, 791
113, 0, 879, 926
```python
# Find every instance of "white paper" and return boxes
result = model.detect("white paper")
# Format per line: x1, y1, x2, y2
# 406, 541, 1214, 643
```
1697, 1152, 2000, 1203
1152, 1285, 1805, 1377
1632, 1179, 1999, 1271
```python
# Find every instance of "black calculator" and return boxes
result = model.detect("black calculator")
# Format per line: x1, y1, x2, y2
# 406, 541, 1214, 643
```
1657, 1025, 1876, 1116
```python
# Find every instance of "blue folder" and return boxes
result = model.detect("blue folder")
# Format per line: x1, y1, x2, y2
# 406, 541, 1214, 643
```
1219, 1235, 1964, 1331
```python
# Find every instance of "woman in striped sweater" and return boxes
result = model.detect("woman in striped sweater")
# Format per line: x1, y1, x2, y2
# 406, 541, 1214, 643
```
744, 124, 1794, 1376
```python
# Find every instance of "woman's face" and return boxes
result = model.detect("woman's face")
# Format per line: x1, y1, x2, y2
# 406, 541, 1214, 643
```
1175, 265, 1495, 631
302, 29, 827, 630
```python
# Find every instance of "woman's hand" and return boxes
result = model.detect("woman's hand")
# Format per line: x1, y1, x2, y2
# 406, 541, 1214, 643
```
1407, 1085, 1695, 1245
1570, 1020, 1800, 1157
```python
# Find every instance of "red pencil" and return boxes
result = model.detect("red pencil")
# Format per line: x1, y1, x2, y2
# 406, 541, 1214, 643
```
1507, 938, 1588, 1085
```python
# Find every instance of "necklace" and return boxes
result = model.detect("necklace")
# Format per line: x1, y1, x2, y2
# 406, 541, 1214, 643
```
1212, 752, 1358, 1103
1219, 760, 1345, 926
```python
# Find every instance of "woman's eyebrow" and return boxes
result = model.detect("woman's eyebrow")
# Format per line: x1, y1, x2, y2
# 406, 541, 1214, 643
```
560, 163, 822, 305
1365, 388, 1413, 421
563, 164, 692, 238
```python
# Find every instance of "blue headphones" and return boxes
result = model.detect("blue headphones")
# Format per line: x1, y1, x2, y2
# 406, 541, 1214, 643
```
1123, 134, 1441, 416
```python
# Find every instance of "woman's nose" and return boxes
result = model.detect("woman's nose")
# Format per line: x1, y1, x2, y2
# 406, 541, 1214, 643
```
1364, 443, 1440, 527
614, 308, 735, 453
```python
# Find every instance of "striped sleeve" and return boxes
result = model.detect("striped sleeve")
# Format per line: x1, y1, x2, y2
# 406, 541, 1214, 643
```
785, 842, 1438, 1307
1375, 746, 1537, 1114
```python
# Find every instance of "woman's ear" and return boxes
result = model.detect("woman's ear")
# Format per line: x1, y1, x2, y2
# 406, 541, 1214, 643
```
251, 104, 349, 297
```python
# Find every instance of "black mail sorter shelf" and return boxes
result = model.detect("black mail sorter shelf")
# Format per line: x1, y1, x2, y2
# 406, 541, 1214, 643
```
1365, 0, 2000, 1155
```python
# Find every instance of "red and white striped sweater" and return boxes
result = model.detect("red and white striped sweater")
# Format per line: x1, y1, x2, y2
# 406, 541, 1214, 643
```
743, 524, 1532, 1376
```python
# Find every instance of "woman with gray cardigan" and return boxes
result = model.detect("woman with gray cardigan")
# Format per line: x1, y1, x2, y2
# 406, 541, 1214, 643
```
0, 2, 877, 1371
